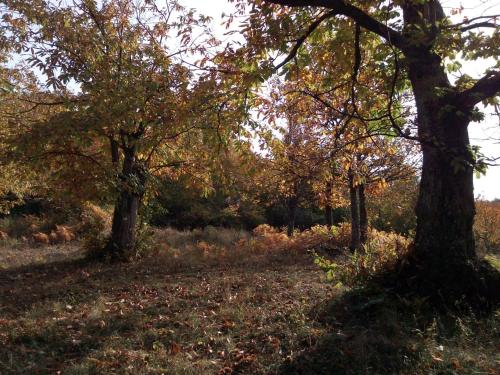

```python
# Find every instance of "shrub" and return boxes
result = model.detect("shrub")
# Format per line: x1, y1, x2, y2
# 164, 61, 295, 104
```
474, 201, 500, 256
247, 224, 342, 254
0, 214, 43, 238
0, 230, 8, 240
252, 224, 278, 237
328, 222, 351, 248
316, 229, 411, 288
133, 223, 157, 259
32, 232, 50, 245
80, 202, 112, 258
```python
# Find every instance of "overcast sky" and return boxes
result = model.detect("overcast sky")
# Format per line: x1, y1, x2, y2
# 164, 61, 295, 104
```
182, 0, 499, 200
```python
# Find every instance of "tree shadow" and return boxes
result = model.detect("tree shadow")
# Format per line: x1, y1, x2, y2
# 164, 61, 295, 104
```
0, 248, 314, 318
1, 251, 318, 373
278, 284, 498, 375
0, 298, 146, 374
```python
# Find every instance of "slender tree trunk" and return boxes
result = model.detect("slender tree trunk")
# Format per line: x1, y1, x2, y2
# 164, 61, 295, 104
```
325, 180, 333, 227
359, 183, 368, 244
107, 146, 146, 260
109, 137, 120, 165
349, 171, 360, 251
286, 197, 297, 237
325, 204, 333, 227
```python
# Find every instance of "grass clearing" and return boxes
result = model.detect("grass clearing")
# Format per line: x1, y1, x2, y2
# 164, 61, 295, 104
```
0, 228, 498, 374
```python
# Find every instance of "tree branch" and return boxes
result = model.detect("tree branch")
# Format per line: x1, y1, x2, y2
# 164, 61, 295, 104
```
459, 22, 498, 32
458, 71, 500, 108
264, 0, 408, 50
446, 14, 499, 32
275, 10, 338, 70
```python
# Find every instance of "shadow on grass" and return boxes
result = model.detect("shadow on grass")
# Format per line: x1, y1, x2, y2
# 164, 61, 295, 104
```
0, 250, 321, 374
279, 284, 499, 375
1, 310, 143, 374
0, 256, 201, 373
0, 248, 313, 317
0, 255, 111, 316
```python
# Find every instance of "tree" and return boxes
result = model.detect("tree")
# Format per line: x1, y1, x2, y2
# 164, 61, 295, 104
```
2, 0, 237, 259
236, 0, 500, 299
247, 17, 416, 248
347, 136, 418, 248
0, 57, 53, 212
257, 90, 324, 236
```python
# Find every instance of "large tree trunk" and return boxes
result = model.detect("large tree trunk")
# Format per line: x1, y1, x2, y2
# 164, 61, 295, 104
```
349, 171, 360, 251
406, 49, 479, 290
107, 146, 146, 260
359, 183, 368, 244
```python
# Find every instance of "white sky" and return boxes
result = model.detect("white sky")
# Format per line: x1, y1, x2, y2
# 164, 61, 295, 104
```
183, 0, 499, 200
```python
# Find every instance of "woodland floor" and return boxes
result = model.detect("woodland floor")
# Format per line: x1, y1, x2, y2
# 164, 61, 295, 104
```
0, 241, 498, 374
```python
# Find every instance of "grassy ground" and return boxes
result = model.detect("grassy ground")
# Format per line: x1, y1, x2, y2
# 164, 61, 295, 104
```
0, 229, 498, 374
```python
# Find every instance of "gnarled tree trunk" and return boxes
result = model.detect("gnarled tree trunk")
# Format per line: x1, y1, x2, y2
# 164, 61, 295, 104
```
262, 0, 500, 303
406, 50, 478, 290
107, 145, 146, 260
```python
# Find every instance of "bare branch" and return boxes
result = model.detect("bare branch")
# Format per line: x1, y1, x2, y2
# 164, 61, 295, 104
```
445, 14, 500, 32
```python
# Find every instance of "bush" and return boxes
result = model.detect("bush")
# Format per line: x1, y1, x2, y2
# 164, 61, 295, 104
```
80, 202, 112, 258
474, 200, 500, 256
0, 215, 42, 238
133, 223, 157, 259
316, 229, 411, 288
149, 177, 266, 230
263, 203, 338, 231
0, 213, 70, 240
245, 224, 346, 254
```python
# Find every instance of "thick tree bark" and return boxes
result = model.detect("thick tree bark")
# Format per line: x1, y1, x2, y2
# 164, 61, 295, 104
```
406, 49, 478, 287
107, 146, 146, 260
349, 171, 360, 251
286, 197, 298, 237
359, 183, 368, 244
